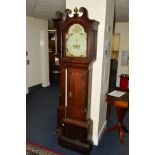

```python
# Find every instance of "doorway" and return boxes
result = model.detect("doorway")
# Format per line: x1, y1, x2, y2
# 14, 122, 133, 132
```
109, 33, 120, 91
48, 30, 60, 85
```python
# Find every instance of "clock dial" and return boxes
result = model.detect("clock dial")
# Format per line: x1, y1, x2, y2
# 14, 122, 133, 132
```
66, 24, 87, 57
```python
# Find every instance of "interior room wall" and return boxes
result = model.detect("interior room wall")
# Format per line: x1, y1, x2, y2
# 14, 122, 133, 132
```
66, 0, 114, 145
98, 0, 114, 141
26, 27, 41, 87
115, 22, 129, 87
26, 16, 50, 90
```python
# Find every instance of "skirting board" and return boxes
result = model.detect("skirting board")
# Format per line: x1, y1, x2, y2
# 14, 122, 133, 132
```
27, 82, 50, 94
93, 120, 107, 145
42, 81, 50, 87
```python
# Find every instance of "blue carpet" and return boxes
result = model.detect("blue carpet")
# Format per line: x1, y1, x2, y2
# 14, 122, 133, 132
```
26, 83, 129, 155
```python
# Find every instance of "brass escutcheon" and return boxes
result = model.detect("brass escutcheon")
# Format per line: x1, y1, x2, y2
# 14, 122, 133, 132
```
68, 91, 72, 98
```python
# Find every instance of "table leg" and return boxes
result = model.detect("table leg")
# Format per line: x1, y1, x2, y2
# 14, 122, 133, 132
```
108, 107, 128, 144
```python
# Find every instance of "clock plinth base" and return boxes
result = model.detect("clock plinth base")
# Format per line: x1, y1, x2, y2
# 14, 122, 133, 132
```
58, 135, 93, 154
58, 118, 93, 154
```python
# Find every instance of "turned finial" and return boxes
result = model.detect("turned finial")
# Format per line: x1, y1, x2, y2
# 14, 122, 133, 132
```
73, 7, 79, 17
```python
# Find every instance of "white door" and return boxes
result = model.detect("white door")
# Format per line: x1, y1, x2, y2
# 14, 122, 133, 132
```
26, 27, 41, 88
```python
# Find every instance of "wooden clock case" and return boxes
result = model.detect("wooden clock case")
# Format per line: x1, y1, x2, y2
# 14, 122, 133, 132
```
55, 7, 99, 154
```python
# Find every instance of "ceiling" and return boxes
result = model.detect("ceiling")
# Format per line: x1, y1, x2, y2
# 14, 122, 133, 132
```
26, 0, 129, 25
115, 0, 129, 22
26, 0, 65, 20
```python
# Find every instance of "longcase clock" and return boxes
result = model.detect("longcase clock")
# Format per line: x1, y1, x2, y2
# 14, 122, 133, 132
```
56, 7, 99, 153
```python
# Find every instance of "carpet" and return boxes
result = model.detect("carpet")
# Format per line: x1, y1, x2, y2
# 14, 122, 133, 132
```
26, 141, 64, 155
27, 84, 129, 155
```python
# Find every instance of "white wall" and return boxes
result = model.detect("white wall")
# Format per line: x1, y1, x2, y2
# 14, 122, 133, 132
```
26, 16, 50, 90
115, 22, 129, 87
26, 27, 41, 87
66, 0, 114, 145
98, 0, 114, 138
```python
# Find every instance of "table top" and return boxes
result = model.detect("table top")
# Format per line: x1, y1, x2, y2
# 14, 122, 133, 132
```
107, 90, 129, 104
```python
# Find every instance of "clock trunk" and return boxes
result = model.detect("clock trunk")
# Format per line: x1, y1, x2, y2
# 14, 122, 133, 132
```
66, 68, 87, 121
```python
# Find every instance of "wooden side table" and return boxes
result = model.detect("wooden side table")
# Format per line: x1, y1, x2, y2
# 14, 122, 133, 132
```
106, 91, 129, 144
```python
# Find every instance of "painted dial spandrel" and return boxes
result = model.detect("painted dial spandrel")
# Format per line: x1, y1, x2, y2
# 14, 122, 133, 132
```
66, 24, 87, 57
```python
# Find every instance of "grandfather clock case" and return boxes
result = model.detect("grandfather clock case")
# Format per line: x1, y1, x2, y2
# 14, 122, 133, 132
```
56, 7, 99, 153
